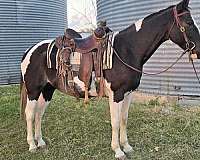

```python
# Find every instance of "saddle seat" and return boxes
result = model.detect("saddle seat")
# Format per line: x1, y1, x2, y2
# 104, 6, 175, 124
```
73, 27, 106, 53
54, 26, 108, 100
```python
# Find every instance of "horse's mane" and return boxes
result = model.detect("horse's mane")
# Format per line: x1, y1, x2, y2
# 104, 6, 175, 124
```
121, 4, 190, 33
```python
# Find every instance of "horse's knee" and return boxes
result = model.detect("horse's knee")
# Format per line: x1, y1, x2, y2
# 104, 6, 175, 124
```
25, 100, 37, 120
121, 114, 128, 126
111, 116, 120, 129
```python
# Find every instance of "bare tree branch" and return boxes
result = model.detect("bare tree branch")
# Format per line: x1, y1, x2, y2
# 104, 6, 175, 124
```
69, 0, 97, 31
71, 7, 96, 29
91, 0, 97, 17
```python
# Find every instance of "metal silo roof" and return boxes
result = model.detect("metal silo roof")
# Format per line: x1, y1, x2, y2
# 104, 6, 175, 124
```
0, 0, 67, 84
97, 0, 200, 97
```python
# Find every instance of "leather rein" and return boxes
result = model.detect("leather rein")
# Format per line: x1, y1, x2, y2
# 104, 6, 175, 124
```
109, 6, 198, 77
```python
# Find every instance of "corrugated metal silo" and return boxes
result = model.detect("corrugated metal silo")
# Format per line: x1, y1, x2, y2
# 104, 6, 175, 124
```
97, 0, 200, 97
0, 0, 67, 84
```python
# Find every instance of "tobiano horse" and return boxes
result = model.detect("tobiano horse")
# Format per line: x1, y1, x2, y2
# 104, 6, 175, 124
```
102, 0, 200, 159
20, 0, 200, 159
20, 27, 106, 152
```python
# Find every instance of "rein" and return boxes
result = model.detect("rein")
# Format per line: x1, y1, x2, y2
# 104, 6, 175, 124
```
109, 6, 198, 77
109, 39, 189, 75
191, 59, 200, 84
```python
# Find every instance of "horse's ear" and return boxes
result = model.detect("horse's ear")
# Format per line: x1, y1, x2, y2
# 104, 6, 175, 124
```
177, 0, 190, 12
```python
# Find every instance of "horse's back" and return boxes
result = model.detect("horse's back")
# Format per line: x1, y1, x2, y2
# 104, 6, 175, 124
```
21, 39, 54, 83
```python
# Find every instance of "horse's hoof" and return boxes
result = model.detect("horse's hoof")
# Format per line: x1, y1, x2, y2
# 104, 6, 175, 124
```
125, 151, 134, 159
29, 147, 37, 153
37, 139, 46, 147
84, 100, 89, 105
116, 155, 127, 160
123, 144, 133, 154
38, 144, 47, 149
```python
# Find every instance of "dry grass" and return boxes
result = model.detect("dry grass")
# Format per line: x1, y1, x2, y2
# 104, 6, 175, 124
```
1, 85, 200, 160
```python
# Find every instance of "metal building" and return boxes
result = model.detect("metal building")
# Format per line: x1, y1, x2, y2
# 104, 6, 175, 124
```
0, 0, 67, 84
97, 0, 200, 97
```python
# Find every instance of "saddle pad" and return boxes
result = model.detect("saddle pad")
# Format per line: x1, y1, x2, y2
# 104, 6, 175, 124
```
47, 40, 69, 70
47, 40, 81, 70
103, 31, 119, 70
47, 40, 58, 69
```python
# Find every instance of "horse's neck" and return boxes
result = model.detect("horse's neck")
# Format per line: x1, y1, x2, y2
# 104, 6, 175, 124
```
128, 11, 172, 65
140, 30, 167, 64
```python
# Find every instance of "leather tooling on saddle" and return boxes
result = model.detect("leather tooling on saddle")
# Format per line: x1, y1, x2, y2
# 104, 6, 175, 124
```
46, 27, 109, 99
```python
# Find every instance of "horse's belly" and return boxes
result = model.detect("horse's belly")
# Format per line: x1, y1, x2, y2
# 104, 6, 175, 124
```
73, 76, 98, 97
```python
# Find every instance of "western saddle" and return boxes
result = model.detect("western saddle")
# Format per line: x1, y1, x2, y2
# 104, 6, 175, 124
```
55, 24, 110, 103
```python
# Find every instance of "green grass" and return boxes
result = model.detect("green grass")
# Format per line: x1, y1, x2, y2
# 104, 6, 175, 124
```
1, 85, 200, 160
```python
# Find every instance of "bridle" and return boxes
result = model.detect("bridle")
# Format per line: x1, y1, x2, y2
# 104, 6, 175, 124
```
169, 6, 200, 84
168, 6, 195, 52
110, 6, 199, 79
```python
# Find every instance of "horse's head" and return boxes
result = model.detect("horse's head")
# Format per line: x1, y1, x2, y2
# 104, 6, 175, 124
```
168, 0, 200, 59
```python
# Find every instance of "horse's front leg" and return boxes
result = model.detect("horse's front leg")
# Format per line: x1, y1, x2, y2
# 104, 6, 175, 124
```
35, 93, 49, 148
109, 94, 126, 159
25, 99, 37, 152
120, 93, 133, 154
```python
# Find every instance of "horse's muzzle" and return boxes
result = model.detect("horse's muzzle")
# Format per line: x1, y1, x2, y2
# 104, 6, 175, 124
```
190, 49, 200, 59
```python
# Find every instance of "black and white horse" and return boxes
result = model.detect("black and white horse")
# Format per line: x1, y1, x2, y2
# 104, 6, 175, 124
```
103, 0, 200, 159
20, 27, 106, 152
20, 0, 200, 159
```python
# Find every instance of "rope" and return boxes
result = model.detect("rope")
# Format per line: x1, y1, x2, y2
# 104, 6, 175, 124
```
191, 59, 200, 84
56, 48, 74, 91
108, 39, 189, 76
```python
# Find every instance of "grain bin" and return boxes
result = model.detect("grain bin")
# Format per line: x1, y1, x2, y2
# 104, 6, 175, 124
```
0, 0, 67, 84
97, 0, 200, 97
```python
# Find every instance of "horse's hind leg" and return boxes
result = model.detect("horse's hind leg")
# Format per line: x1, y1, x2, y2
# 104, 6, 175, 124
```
34, 83, 55, 148
25, 98, 38, 152
84, 86, 89, 104
34, 94, 49, 148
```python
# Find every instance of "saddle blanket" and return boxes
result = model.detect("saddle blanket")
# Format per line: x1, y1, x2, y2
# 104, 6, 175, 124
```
47, 39, 56, 69
103, 31, 119, 70
46, 39, 81, 70
46, 31, 119, 70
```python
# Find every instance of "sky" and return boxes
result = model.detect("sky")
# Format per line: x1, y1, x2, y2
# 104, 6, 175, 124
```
67, 0, 97, 32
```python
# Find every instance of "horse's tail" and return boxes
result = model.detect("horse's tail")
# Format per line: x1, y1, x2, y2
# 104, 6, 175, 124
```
20, 77, 27, 120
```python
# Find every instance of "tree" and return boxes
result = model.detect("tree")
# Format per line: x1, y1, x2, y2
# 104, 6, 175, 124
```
68, 0, 97, 32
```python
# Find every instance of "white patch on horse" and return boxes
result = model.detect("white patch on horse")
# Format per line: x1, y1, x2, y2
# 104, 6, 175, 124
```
104, 79, 125, 158
74, 74, 98, 96
25, 99, 37, 151
135, 18, 144, 32
88, 72, 98, 96
120, 92, 133, 153
35, 93, 50, 147
74, 76, 85, 92
21, 39, 54, 81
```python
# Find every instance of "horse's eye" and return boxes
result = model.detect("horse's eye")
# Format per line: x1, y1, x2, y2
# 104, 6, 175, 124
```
187, 21, 194, 25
